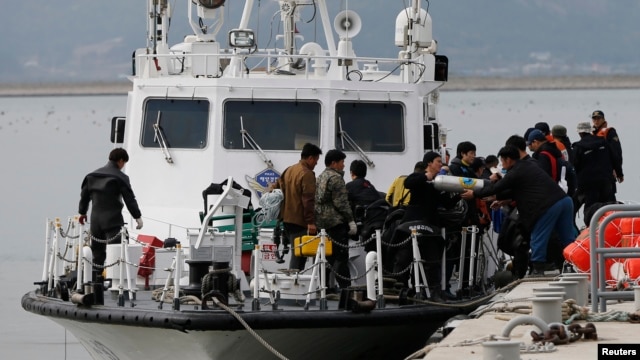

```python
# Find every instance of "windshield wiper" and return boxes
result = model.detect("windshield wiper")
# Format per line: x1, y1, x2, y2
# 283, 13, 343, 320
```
338, 116, 375, 168
240, 116, 274, 168
153, 111, 174, 164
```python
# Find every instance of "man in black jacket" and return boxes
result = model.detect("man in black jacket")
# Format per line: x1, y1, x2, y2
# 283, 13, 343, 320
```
528, 129, 564, 178
392, 151, 458, 299
346, 159, 382, 220
573, 122, 622, 225
462, 146, 576, 276
591, 110, 624, 201
79, 148, 143, 270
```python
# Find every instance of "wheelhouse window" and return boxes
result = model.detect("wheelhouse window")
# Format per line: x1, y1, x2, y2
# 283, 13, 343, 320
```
223, 100, 320, 150
141, 98, 209, 149
335, 101, 404, 152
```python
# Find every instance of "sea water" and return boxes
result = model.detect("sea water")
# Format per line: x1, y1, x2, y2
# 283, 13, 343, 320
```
1, 88, 638, 359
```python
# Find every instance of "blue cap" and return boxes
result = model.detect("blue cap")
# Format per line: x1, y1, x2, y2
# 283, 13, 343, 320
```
526, 129, 546, 145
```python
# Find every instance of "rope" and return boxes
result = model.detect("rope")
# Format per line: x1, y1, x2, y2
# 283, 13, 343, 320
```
253, 189, 283, 226
210, 296, 290, 360
565, 308, 632, 323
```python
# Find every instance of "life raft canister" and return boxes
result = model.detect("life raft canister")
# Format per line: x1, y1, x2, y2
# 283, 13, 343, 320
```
137, 235, 164, 288
564, 211, 640, 281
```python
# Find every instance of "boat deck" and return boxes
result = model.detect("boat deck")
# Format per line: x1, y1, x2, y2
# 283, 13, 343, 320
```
417, 278, 640, 360
22, 280, 490, 360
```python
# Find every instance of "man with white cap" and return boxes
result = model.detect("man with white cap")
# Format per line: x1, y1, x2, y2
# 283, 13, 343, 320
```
572, 122, 621, 226
591, 110, 623, 201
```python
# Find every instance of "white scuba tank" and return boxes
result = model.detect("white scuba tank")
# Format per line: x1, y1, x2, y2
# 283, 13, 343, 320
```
433, 175, 485, 193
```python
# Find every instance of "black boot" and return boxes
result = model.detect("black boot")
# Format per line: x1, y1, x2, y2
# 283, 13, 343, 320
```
529, 262, 556, 277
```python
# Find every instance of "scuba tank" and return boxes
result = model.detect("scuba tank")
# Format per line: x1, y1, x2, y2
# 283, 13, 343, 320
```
433, 175, 485, 193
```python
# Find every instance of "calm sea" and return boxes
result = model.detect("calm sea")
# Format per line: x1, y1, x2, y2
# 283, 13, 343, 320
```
1, 88, 638, 359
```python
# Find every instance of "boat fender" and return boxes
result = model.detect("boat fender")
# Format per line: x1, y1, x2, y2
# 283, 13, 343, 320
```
71, 292, 95, 307
350, 299, 376, 313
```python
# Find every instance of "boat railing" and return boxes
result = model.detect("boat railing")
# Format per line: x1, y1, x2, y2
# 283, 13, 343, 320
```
589, 203, 640, 312
125, 214, 193, 245
134, 49, 429, 81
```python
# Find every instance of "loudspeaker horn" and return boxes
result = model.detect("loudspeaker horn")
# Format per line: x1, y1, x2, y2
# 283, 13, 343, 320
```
334, 10, 362, 39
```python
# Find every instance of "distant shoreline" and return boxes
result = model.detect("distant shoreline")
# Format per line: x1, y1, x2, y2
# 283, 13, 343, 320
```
2, 75, 640, 96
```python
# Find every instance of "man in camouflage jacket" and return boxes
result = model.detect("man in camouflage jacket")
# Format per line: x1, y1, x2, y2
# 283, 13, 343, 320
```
315, 149, 357, 290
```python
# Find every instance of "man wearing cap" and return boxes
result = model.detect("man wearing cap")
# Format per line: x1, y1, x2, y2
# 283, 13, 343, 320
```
551, 125, 574, 164
527, 129, 564, 181
462, 146, 576, 277
535, 122, 569, 161
573, 122, 621, 225
591, 110, 623, 201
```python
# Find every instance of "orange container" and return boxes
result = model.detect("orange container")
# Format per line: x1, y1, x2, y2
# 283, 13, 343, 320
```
564, 237, 591, 273
625, 258, 640, 280
619, 217, 640, 236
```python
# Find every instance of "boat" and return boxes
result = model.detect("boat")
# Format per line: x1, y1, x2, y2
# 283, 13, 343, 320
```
21, 1, 496, 359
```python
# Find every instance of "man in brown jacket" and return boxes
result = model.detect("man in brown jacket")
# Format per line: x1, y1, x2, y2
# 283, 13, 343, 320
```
276, 143, 323, 271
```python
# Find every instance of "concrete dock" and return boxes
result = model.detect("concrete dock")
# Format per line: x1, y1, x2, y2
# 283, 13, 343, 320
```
415, 277, 640, 360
